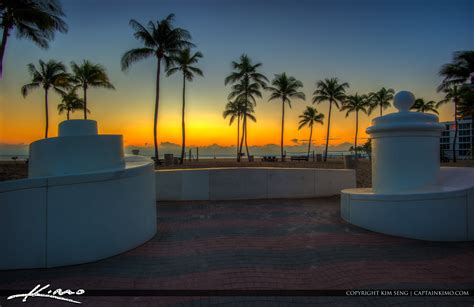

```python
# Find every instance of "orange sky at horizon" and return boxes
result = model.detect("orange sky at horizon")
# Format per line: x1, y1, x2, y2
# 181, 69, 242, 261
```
0, 85, 455, 148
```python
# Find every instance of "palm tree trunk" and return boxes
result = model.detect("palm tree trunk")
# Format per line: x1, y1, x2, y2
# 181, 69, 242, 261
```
244, 85, 250, 160
44, 89, 49, 139
238, 90, 248, 162
354, 111, 359, 159
453, 99, 458, 162
238, 117, 245, 162
323, 100, 333, 162
154, 59, 161, 166
0, 26, 9, 79
244, 119, 250, 160
280, 99, 285, 161
67, 110, 70, 120
380, 105, 383, 117
180, 74, 186, 164
83, 86, 88, 120
307, 124, 313, 159
236, 116, 240, 161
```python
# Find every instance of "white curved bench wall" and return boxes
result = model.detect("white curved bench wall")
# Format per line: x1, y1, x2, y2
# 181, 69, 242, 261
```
28, 135, 125, 178
341, 167, 474, 241
0, 158, 156, 270
156, 168, 356, 201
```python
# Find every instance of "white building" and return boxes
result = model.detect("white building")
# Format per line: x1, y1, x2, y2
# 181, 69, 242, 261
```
440, 117, 473, 160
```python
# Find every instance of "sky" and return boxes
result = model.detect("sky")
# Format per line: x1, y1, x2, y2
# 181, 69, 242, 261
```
0, 0, 473, 153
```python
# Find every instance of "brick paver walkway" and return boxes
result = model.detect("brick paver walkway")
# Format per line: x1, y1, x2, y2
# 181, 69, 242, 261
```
1, 197, 474, 306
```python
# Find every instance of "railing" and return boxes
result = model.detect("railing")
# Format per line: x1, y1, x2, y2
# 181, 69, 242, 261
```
441, 149, 474, 161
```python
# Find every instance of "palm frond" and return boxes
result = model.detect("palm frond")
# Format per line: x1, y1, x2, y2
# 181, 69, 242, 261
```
21, 82, 40, 97
121, 48, 155, 71
6, 0, 68, 51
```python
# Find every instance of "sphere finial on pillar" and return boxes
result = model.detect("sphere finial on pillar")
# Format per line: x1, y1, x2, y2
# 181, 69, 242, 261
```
393, 91, 415, 112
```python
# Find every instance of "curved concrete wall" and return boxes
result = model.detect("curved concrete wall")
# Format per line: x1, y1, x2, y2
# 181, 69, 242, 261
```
156, 168, 356, 201
29, 135, 125, 177
341, 167, 474, 241
0, 157, 156, 269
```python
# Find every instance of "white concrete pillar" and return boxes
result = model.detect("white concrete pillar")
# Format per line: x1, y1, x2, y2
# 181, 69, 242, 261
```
29, 120, 125, 177
366, 91, 444, 194
58, 119, 98, 136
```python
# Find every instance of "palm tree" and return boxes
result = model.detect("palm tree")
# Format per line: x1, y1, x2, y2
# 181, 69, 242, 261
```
457, 85, 474, 158
223, 99, 242, 160
21, 59, 68, 138
362, 138, 372, 160
340, 93, 370, 158
70, 60, 114, 119
438, 51, 474, 90
411, 98, 439, 114
227, 78, 265, 161
368, 87, 394, 117
266, 73, 305, 161
223, 98, 256, 160
225, 54, 267, 161
298, 106, 324, 159
0, 0, 67, 78
121, 15, 194, 164
312, 77, 349, 161
437, 86, 462, 161
167, 48, 203, 164
58, 89, 87, 120
438, 51, 474, 162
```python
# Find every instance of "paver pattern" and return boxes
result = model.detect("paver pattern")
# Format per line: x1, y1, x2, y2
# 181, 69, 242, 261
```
1, 196, 474, 306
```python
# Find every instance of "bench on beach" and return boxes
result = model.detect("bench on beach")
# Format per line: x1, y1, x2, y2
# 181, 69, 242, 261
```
290, 155, 309, 161
262, 155, 277, 162
151, 157, 164, 165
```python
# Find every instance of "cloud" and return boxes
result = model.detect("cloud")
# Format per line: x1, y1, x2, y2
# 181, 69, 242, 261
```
0, 143, 29, 156
160, 141, 180, 148
125, 141, 353, 157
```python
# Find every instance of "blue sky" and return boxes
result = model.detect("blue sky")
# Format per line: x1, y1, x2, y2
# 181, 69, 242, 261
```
1, 0, 473, 147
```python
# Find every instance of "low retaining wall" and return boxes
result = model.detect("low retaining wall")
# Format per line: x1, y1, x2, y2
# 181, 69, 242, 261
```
341, 167, 474, 241
0, 157, 157, 270
156, 167, 356, 201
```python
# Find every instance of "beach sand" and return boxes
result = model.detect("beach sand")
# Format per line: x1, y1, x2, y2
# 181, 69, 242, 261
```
0, 161, 28, 182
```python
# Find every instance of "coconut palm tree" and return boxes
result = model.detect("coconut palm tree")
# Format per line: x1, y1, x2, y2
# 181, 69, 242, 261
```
312, 77, 349, 161
411, 98, 439, 114
457, 85, 474, 159
70, 60, 114, 120
438, 51, 474, 162
57, 89, 88, 120
21, 59, 68, 138
437, 86, 462, 161
227, 78, 265, 161
298, 106, 324, 159
167, 48, 203, 164
368, 87, 394, 117
225, 54, 267, 161
223, 99, 242, 160
362, 138, 372, 160
340, 93, 370, 158
223, 98, 256, 160
266, 73, 305, 161
0, 0, 68, 78
438, 51, 474, 90
121, 15, 194, 164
